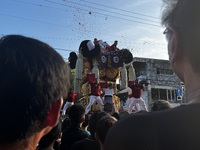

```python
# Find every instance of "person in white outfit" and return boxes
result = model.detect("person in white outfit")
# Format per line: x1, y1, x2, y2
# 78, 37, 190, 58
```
62, 88, 78, 115
127, 80, 148, 113
118, 80, 148, 113
117, 86, 132, 111
103, 83, 114, 104
103, 83, 118, 113
85, 82, 104, 114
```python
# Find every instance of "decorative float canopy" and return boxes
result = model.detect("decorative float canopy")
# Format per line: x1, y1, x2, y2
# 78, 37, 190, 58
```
71, 38, 135, 93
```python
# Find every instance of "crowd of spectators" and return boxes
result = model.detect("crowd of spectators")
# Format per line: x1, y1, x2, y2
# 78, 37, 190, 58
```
2, 0, 200, 149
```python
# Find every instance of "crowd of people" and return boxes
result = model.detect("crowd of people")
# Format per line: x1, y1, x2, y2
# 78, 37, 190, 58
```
1, 0, 200, 149
37, 98, 173, 150
37, 100, 173, 150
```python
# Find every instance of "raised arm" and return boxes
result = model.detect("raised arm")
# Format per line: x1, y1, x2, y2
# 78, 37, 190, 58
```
118, 87, 132, 95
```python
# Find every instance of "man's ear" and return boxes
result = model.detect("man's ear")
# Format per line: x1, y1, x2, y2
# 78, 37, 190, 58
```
43, 98, 63, 127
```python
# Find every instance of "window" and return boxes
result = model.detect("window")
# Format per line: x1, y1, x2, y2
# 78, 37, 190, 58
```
156, 69, 174, 75
151, 88, 167, 101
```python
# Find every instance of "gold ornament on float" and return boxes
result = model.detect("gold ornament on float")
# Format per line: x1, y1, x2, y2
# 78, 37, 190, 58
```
105, 67, 120, 80
113, 95, 120, 110
81, 82, 90, 95
83, 59, 91, 70
99, 68, 106, 78
82, 69, 91, 81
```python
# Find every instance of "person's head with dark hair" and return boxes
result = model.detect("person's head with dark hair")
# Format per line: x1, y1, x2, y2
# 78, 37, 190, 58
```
103, 103, 113, 114
108, 83, 113, 89
70, 112, 108, 150
0, 35, 68, 150
88, 111, 110, 139
112, 112, 120, 120
37, 119, 62, 150
60, 104, 89, 150
62, 117, 71, 132
68, 104, 85, 125
95, 116, 117, 149
94, 38, 99, 45
118, 111, 129, 119
151, 100, 173, 112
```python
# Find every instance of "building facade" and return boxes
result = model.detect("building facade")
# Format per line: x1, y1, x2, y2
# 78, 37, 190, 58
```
132, 57, 184, 109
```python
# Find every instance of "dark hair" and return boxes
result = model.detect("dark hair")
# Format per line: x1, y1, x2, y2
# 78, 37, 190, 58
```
112, 112, 120, 120
0, 35, 68, 144
108, 83, 113, 88
68, 104, 85, 124
88, 111, 109, 138
95, 116, 117, 144
62, 117, 71, 132
104, 103, 113, 113
151, 100, 173, 111
118, 111, 129, 119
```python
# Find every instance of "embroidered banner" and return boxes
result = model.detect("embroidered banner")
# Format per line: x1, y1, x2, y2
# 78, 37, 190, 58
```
110, 51, 123, 68
99, 52, 109, 68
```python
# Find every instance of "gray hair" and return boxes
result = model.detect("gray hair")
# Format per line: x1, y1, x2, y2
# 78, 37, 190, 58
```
161, 0, 179, 27
161, 0, 200, 74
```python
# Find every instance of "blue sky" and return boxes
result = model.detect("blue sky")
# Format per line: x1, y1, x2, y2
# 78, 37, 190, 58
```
0, 0, 167, 61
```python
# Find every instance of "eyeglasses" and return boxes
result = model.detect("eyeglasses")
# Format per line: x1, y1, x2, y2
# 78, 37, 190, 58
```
163, 27, 172, 34
163, 27, 173, 41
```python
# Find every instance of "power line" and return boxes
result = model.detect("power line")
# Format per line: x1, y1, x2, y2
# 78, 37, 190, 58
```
60, 0, 160, 24
79, 0, 160, 20
0, 12, 72, 28
1, 33, 166, 46
55, 48, 78, 52
25, 35, 167, 46
45, 0, 161, 27
8, 0, 161, 40
7, 0, 162, 40
1, 34, 166, 59
0, 9, 161, 41
11, 0, 63, 11
1, 1, 165, 51
13, 0, 160, 26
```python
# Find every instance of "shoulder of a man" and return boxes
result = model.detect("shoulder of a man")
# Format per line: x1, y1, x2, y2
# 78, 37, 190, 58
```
104, 104, 200, 150
71, 139, 86, 150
